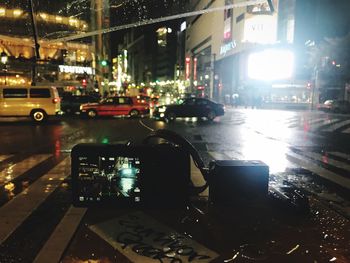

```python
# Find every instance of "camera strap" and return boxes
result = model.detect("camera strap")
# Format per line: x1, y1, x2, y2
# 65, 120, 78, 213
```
143, 129, 209, 195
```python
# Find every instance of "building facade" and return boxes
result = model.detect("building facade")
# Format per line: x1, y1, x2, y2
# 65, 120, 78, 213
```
185, 0, 320, 108
0, 2, 99, 94
186, 0, 350, 107
112, 21, 181, 94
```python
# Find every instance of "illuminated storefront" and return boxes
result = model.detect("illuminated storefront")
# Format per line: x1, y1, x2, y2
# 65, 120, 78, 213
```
0, 5, 94, 92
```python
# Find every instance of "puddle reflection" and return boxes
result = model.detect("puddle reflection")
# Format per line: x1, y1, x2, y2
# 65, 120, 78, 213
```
240, 131, 289, 174
4, 182, 15, 198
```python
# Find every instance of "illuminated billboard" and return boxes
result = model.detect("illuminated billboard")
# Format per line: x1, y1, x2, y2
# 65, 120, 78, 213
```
247, 0, 278, 14
243, 15, 277, 44
247, 49, 295, 81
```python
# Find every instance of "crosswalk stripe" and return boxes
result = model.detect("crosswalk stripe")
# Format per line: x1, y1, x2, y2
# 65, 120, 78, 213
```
328, 151, 350, 160
0, 155, 13, 162
310, 118, 340, 131
288, 118, 326, 129
341, 126, 350, 134
307, 118, 326, 125
321, 119, 350, 132
0, 157, 70, 244
33, 206, 87, 263
286, 151, 350, 190
298, 151, 350, 172
0, 154, 52, 185
284, 117, 299, 125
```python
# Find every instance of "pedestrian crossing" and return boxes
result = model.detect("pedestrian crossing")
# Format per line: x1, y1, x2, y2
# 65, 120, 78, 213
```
321, 119, 350, 132
0, 157, 70, 243
285, 151, 350, 190
33, 206, 87, 263
208, 149, 350, 192
1, 148, 350, 262
0, 155, 12, 162
0, 154, 52, 185
228, 110, 350, 134
0, 154, 77, 262
285, 117, 350, 133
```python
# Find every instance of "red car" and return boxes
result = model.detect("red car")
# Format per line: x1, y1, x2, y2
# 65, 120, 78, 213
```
80, 96, 149, 118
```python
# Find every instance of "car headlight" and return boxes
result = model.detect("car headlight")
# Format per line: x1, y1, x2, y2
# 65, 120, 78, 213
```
158, 106, 166, 113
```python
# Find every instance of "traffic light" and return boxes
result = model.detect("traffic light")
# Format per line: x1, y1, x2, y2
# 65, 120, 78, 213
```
100, 60, 108, 67
101, 137, 109, 144
82, 79, 87, 87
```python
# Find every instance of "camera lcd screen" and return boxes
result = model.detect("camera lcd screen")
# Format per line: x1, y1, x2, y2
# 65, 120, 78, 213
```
76, 155, 141, 204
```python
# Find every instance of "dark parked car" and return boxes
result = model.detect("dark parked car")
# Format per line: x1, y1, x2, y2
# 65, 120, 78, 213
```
61, 95, 99, 114
153, 97, 225, 121
317, 100, 350, 113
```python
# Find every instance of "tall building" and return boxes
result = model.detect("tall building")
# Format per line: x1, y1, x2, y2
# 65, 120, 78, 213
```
185, 0, 350, 107
113, 21, 181, 93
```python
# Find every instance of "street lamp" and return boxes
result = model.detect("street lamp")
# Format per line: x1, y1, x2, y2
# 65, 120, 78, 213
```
1, 51, 8, 85
1, 51, 8, 64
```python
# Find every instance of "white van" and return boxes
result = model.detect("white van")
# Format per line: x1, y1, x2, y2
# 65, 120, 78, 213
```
0, 86, 61, 122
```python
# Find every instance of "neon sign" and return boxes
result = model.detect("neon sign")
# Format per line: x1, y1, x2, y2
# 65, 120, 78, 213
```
220, 41, 237, 55
59, 65, 94, 75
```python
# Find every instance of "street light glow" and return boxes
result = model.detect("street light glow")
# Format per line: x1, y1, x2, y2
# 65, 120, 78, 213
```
248, 49, 294, 81
1, 52, 8, 64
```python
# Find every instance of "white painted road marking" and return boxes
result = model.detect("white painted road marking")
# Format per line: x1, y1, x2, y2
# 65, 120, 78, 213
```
286, 151, 350, 190
322, 119, 350, 132
301, 151, 350, 171
328, 151, 350, 160
0, 158, 70, 244
33, 206, 87, 263
0, 154, 52, 185
0, 155, 13, 162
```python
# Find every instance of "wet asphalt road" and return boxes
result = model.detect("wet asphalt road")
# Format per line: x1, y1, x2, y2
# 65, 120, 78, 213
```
0, 108, 350, 262
1, 108, 350, 200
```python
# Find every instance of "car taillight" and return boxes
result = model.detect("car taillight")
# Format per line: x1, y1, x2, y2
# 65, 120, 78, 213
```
53, 98, 60, 104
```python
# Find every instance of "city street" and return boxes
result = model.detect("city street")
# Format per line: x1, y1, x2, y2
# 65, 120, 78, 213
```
0, 109, 350, 262
2, 0, 350, 262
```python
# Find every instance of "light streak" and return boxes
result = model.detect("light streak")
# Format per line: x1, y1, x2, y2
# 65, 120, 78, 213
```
46, 0, 266, 43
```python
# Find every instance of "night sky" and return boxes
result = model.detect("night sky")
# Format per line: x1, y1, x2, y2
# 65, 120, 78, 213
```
1, 0, 349, 41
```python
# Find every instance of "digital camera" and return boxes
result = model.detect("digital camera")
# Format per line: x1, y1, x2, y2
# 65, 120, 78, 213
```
71, 129, 309, 215
71, 143, 191, 208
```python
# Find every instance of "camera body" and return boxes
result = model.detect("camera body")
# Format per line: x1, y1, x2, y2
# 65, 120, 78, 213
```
71, 143, 190, 208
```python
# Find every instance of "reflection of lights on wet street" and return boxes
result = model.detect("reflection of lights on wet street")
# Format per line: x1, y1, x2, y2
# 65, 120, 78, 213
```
240, 111, 295, 173
4, 182, 15, 198
22, 180, 29, 189
246, 111, 292, 140
45, 183, 54, 193
240, 133, 290, 173
61, 182, 68, 188
55, 140, 61, 157
3, 165, 14, 182
4, 182, 15, 192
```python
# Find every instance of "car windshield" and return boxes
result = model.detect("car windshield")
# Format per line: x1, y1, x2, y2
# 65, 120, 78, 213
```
1, 1, 350, 263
